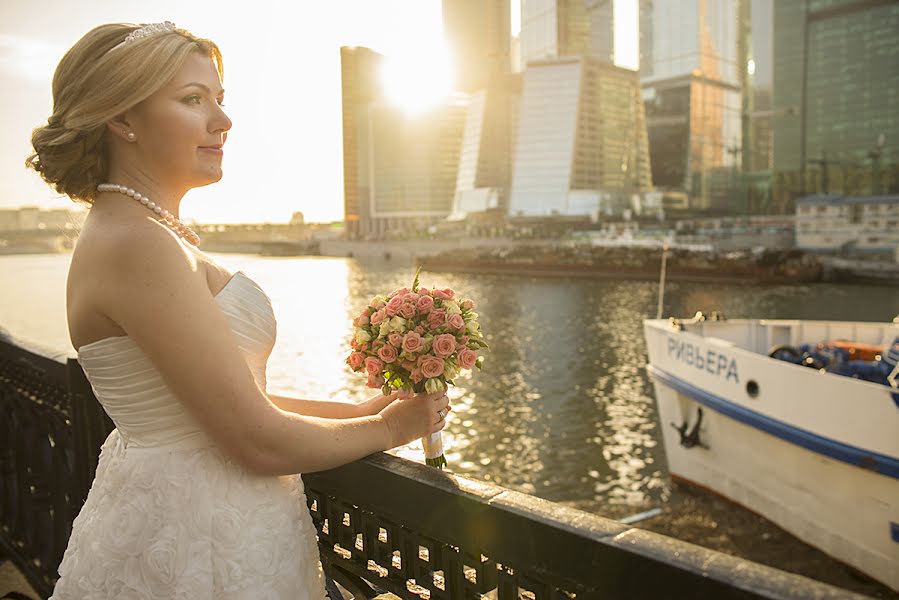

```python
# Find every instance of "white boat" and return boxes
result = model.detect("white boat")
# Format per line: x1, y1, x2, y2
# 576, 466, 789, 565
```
643, 315, 899, 591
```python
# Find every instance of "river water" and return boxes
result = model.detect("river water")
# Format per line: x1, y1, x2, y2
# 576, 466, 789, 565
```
3, 251, 897, 514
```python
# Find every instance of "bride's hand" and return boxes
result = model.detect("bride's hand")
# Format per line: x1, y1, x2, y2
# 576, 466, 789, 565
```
355, 389, 409, 417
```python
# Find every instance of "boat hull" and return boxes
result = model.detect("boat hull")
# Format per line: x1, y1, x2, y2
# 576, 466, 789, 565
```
644, 319, 899, 591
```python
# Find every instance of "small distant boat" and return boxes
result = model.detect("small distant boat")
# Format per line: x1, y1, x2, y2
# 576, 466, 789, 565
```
643, 315, 899, 591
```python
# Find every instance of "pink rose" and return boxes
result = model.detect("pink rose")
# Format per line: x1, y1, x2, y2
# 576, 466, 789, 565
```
389, 287, 409, 299
461, 299, 475, 310
347, 352, 365, 370
400, 303, 416, 319
353, 313, 370, 327
433, 334, 457, 358
365, 357, 384, 375
388, 332, 403, 348
447, 314, 465, 331
386, 296, 404, 316
416, 295, 435, 314
414, 325, 426, 335
431, 288, 452, 300
402, 292, 419, 304
401, 359, 417, 371
402, 331, 424, 353
370, 309, 387, 326
411, 368, 424, 383
458, 348, 478, 370
428, 309, 447, 329
455, 336, 471, 352
419, 356, 445, 379
377, 345, 398, 363
366, 373, 385, 389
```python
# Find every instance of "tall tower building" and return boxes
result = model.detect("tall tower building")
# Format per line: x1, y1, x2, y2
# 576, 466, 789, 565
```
748, 0, 773, 174
508, 57, 652, 217
520, 0, 615, 67
365, 98, 468, 237
442, 0, 512, 92
340, 47, 385, 239
450, 79, 521, 220
443, 0, 518, 221
773, 1, 899, 208
639, 0, 743, 210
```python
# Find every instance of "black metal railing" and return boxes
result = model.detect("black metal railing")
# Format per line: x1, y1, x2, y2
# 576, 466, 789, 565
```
0, 329, 862, 600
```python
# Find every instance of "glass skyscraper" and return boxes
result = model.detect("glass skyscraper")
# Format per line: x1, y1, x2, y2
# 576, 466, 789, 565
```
365, 98, 468, 237
443, 0, 518, 220
442, 0, 512, 92
639, 0, 743, 211
340, 47, 384, 239
773, 0, 899, 208
520, 0, 616, 67
509, 56, 652, 217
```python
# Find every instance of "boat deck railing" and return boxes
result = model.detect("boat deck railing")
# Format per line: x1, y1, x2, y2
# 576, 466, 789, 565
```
0, 330, 863, 599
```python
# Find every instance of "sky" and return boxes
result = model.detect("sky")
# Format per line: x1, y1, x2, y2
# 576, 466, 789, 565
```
1, 0, 638, 224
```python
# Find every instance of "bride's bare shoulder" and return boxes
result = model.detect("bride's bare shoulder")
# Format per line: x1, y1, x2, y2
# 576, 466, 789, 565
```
74, 212, 198, 278
68, 212, 205, 309
67, 211, 207, 349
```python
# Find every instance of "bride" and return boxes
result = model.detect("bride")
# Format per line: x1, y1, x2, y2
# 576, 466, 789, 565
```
26, 21, 451, 599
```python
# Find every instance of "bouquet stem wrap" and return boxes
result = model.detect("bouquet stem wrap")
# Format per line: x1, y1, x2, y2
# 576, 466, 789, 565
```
422, 431, 447, 469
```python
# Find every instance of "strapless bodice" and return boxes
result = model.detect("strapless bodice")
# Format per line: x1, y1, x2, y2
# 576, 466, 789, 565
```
75, 270, 277, 450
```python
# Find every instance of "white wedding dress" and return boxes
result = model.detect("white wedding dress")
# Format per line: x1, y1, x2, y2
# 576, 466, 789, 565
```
50, 270, 329, 600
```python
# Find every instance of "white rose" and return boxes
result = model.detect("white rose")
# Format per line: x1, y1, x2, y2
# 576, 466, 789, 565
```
138, 525, 186, 598
388, 316, 407, 332
425, 377, 445, 394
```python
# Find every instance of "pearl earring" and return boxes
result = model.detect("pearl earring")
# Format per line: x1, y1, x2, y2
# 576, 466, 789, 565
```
126, 132, 136, 141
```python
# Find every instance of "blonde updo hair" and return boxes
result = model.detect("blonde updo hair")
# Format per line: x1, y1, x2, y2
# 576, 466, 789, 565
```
25, 23, 224, 205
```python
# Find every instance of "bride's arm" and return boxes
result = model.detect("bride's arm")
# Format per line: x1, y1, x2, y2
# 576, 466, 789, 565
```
267, 390, 402, 419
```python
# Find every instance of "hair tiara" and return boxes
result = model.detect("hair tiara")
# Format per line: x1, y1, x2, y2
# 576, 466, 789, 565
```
107, 21, 177, 53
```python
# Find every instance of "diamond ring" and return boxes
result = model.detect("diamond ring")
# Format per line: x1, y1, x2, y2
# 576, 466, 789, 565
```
437, 408, 448, 421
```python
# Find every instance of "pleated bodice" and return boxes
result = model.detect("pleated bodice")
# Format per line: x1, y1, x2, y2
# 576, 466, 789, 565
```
75, 270, 276, 449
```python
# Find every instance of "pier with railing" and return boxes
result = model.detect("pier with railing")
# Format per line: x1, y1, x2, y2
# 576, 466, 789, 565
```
0, 329, 862, 599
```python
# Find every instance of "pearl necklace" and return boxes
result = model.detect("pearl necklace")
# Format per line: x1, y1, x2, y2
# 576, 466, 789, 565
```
97, 183, 201, 246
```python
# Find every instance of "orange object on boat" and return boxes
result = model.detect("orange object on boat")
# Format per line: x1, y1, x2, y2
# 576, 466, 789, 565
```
823, 340, 886, 361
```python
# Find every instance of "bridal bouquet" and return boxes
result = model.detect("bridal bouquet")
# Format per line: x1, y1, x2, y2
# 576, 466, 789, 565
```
346, 268, 487, 468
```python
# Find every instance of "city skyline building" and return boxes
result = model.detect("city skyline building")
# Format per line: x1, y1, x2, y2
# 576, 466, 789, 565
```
443, 0, 518, 224
773, 0, 899, 209
509, 56, 652, 218
520, 0, 616, 68
639, 0, 743, 211
442, 0, 512, 92
339, 46, 386, 239
449, 77, 521, 221
748, 0, 773, 173
364, 97, 468, 237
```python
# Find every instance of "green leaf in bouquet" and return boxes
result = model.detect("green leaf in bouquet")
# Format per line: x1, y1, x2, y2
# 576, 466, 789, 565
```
412, 266, 422, 293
